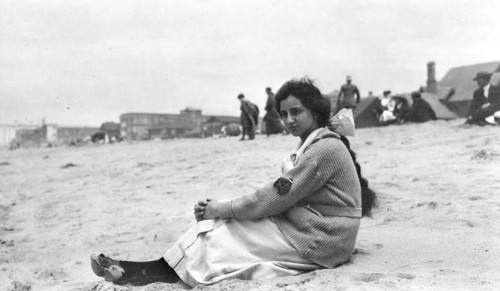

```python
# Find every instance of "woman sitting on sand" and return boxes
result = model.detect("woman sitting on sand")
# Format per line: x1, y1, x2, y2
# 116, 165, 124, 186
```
91, 77, 377, 287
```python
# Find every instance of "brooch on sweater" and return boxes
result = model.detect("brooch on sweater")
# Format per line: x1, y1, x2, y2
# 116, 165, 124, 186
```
274, 177, 293, 195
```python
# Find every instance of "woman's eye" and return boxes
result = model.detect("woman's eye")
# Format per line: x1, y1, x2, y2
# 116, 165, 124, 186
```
280, 112, 287, 119
291, 108, 301, 116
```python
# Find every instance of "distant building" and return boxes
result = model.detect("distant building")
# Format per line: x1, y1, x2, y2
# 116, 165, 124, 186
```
57, 126, 99, 145
11, 123, 57, 148
15, 127, 45, 148
120, 108, 240, 140
11, 123, 99, 148
0, 124, 39, 149
15, 128, 39, 148
148, 119, 197, 139
0, 125, 18, 149
120, 112, 180, 140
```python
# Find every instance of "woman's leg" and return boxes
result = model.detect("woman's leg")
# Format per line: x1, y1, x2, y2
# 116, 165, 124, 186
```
121, 258, 179, 285
91, 254, 179, 286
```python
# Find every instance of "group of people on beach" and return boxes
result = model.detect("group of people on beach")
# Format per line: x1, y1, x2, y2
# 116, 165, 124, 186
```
335, 72, 500, 127
234, 70, 500, 143
236, 74, 439, 142
236, 87, 288, 141
375, 89, 437, 126
335, 75, 437, 126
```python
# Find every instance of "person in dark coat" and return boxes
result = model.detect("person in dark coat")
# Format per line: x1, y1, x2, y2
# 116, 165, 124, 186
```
237, 93, 259, 140
336, 75, 360, 113
263, 87, 286, 136
391, 96, 411, 124
465, 72, 500, 126
406, 92, 437, 123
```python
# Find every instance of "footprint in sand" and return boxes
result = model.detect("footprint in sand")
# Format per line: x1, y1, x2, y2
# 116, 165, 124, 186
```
61, 163, 77, 169
382, 182, 400, 188
468, 195, 483, 201
397, 273, 416, 279
354, 272, 384, 282
416, 201, 438, 209
353, 272, 416, 283
432, 269, 459, 276
354, 243, 383, 255
0, 239, 14, 247
8, 281, 32, 291
461, 219, 476, 227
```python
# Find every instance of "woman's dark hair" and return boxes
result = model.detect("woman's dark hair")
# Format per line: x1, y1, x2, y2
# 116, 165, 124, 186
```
274, 77, 331, 127
339, 135, 377, 217
275, 77, 376, 217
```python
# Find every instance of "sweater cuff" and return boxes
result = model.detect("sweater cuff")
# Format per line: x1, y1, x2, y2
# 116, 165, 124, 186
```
217, 199, 234, 219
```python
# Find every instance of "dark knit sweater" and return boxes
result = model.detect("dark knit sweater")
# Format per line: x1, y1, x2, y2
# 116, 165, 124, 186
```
217, 128, 362, 268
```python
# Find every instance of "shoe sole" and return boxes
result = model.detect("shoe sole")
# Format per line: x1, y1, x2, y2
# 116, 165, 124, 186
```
90, 254, 105, 277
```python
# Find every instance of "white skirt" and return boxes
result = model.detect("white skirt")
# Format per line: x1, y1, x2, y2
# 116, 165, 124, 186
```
163, 217, 321, 287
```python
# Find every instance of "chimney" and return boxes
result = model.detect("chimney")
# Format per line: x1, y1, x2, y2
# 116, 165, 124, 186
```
427, 61, 437, 94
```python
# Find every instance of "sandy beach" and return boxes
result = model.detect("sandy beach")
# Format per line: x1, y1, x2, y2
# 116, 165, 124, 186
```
1, 119, 499, 291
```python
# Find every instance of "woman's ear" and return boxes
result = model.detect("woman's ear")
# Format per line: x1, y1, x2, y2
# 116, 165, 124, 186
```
312, 113, 320, 125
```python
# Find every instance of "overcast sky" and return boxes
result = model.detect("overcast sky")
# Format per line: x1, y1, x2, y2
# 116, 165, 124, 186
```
1, 0, 500, 126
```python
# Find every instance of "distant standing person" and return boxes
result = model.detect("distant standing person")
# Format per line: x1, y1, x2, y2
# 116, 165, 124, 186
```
263, 87, 286, 136
237, 93, 259, 140
406, 92, 436, 123
465, 72, 500, 126
336, 75, 360, 113
374, 90, 391, 120
380, 90, 392, 110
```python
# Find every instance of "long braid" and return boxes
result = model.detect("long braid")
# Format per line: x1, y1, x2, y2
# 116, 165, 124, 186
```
339, 135, 377, 217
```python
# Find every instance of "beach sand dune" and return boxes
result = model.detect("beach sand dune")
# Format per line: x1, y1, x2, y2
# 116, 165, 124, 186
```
1, 119, 499, 290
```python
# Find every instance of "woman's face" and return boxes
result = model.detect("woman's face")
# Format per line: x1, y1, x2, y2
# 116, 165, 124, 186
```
279, 95, 319, 141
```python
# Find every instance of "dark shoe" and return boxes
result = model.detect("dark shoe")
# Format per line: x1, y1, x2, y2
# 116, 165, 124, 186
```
91, 255, 104, 277
90, 254, 126, 283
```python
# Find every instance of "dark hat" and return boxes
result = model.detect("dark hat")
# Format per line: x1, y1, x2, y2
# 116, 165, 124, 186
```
411, 91, 421, 99
473, 71, 492, 81
237, 93, 245, 99
383, 90, 391, 95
